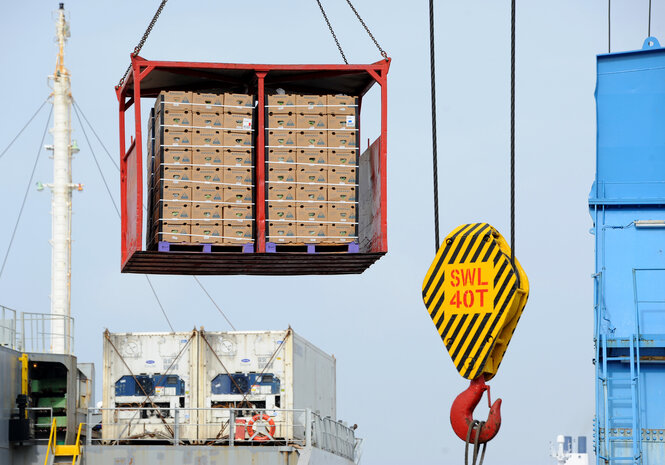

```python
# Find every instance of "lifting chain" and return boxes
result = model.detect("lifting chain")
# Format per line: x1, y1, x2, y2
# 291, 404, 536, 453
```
344, 0, 388, 60
315, 0, 348, 64
117, 0, 169, 88
316, 0, 388, 63
119, 0, 387, 88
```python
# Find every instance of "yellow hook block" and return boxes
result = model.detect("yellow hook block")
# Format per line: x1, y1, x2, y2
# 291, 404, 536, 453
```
422, 223, 529, 380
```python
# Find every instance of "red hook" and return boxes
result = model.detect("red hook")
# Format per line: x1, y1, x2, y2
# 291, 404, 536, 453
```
450, 375, 502, 444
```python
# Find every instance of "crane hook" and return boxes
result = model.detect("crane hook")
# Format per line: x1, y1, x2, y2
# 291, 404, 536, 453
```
450, 375, 502, 444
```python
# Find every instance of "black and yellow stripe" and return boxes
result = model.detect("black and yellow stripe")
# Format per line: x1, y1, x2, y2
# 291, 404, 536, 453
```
421, 223, 529, 381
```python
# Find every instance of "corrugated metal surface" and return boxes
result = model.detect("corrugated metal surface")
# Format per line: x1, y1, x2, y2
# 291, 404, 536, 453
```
290, 333, 336, 419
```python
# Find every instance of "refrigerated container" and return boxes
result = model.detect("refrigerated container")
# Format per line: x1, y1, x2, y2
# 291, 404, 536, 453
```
102, 331, 199, 442
198, 329, 336, 441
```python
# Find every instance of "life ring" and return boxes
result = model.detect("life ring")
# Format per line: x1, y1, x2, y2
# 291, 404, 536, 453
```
247, 413, 276, 440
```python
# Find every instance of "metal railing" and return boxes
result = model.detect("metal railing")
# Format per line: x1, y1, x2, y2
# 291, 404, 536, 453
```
0, 307, 75, 354
0, 305, 17, 349
20, 312, 75, 354
87, 407, 358, 461
311, 411, 357, 461
7, 406, 54, 442
28, 406, 54, 429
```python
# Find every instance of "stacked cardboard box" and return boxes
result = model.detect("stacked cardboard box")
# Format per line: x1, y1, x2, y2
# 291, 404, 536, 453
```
265, 93, 358, 245
148, 91, 193, 246
148, 91, 255, 247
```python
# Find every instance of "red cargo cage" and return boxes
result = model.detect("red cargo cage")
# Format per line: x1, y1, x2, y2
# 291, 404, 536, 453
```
116, 56, 389, 275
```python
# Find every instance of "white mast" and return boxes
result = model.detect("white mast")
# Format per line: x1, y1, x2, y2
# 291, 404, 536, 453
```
49, 3, 75, 354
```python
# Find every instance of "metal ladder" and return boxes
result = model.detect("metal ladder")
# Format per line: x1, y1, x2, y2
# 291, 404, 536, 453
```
44, 420, 83, 465
598, 333, 642, 464
595, 270, 643, 464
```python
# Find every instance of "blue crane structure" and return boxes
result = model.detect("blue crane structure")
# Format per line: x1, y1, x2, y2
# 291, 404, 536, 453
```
591, 37, 665, 464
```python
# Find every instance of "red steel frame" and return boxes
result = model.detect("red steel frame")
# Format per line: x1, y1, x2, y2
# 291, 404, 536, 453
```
116, 56, 389, 270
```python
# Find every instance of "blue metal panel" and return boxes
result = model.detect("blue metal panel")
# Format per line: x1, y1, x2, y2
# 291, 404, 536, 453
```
591, 38, 665, 205
598, 209, 665, 335
591, 37, 665, 465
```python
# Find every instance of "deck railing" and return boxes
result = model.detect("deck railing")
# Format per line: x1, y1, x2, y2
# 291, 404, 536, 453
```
87, 407, 358, 461
0, 307, 74, 354
0, 305, 17, 349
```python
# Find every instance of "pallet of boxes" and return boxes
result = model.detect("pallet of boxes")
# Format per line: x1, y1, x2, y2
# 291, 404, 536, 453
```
265, 93, 358, 250
148, 91, 256, 251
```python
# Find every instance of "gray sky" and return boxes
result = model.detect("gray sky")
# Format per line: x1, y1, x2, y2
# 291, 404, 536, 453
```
0, 1, 658, 463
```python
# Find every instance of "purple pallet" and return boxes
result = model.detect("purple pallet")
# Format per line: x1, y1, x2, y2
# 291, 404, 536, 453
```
266, 242, 359, 254
158, 242, 254, 253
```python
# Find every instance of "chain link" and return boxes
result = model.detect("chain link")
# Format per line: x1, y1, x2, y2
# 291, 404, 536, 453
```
316, 0, 348, 64
118, 0, 386, 88
344, 0, 388, 59
117, 0, 169, 88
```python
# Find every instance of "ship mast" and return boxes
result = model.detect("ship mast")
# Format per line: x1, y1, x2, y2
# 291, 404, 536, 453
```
49, 3, 75, 354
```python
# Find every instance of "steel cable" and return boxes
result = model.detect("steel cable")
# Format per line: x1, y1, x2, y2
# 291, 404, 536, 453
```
464, 420, 487, 465
315, 0, 348, 64
73, 100, 119, 171
510, 0, 519, 286
73, 103, 174, 332
72, 100, 145, 213
649, 0, 653, 37
74, 97, 233, 332
104, 329, 180, 437
0, 98, 49, 161
72, 104, 120, 217
429, 0, 440, 252
200, 331, 254, 398
238, 328, 292, 406
0, 106, 52, 281
608, 0, 612, 53
200, 328, 292, 411
193, 276, 236, 330
145, 275, 175, 332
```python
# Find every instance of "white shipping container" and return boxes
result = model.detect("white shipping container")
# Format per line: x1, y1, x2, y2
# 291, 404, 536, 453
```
102, 329, 336, 443
198, 329, 336, 441
102, 331, 199, 442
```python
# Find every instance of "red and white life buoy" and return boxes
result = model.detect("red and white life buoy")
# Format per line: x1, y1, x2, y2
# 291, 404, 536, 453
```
247, 413, 276, 441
